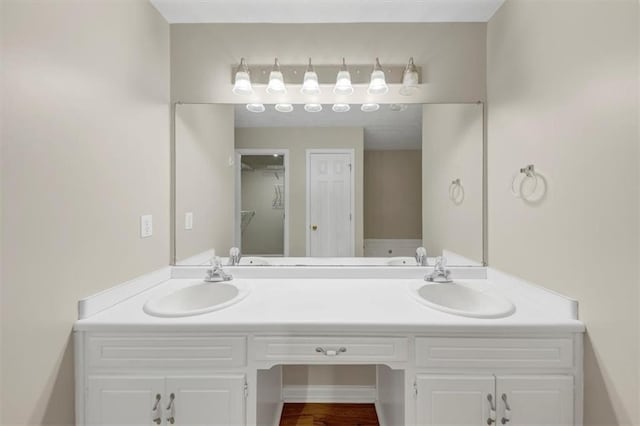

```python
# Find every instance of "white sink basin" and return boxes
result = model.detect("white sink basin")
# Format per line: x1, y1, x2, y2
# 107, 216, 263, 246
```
387, 257, 416, 266
143, 281, 249, 318
410, 282, 515, 318
239, 257, 271, 266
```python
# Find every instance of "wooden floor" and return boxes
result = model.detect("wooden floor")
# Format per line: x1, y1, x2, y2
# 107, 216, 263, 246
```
279, 403, 379, 426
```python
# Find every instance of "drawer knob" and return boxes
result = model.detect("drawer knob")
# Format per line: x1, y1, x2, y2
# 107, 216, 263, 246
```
315, 347, 347, 356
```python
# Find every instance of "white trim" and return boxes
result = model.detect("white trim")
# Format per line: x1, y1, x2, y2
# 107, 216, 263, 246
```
235, 149, 290, 256
374, 401, 387, 426
175, 248, 215, 266
272, 402, 284, 426
305, 149, 356, 257
282, 385, 377, 403
77, 266, 171, 319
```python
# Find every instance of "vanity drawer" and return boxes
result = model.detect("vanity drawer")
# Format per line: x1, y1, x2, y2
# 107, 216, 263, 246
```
88, 335, 246, 369
415, 337, 574, 369
253, 336, 408, 363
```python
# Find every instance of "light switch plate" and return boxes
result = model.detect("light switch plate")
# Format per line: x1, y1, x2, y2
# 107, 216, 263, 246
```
140, 214, 153, 238
185, 212, 193, 230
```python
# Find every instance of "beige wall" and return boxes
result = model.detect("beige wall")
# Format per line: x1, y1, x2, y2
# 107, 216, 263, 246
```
170, 23, 486, 104
1, 1, 170, 424
175, 104, 234, 262
422, 104, 483, 264
487, 1, 639, 424
364, 150, 422, 239
236, 127, 364, 256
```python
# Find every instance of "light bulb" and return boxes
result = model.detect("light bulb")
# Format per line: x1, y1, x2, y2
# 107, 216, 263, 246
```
275, 103, 294, 113
267, 58, 286, 95
304, 103, 322, 112
246, 103, 265, 113
367, 57, 388, 95
333, 58, 353, 96
232, 58, 253, 96
301, 58, 321, 95
332, 103, 350, 112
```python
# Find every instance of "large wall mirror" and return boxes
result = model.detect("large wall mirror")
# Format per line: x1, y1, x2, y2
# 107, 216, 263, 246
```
174, 103, 484, 266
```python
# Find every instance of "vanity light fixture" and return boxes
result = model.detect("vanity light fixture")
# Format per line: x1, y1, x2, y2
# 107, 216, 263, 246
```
304, 103, 323, 112
232, 58, 253, 96
400, 57, 419, 96
333, 58, 354, 95
275, 103, 294, 113
246, 103, 265, 113
301, 58, 321, 95
266, 58, 286, 95
361, 103, 380, 112
367, 58, 388, 95
332, 103, 351, 112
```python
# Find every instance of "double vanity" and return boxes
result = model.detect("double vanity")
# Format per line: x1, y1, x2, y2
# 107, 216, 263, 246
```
74, 262, 584, 426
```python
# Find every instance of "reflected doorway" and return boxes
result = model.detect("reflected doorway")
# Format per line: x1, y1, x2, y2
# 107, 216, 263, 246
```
235, 150, 290, 256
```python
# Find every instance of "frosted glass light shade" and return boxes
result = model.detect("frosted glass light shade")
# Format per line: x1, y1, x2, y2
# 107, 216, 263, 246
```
368, 70, 388, 95
361, 103, 380, 112
368, 57, 388, 95
400, 57, 419, 96
275, 103, 294, 112
246, 103, 265, 113
267, 70, 286, 94
304, 103, 322, 112
334, 70, 353, 95
332, 103, 350, 112
301, 71, 321, 95
233, 71, 253, 95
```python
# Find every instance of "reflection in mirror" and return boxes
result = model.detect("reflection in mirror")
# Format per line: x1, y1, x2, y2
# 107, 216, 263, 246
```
174, 103, 483, 266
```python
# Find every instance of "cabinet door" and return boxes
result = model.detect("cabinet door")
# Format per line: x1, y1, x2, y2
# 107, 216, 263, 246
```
165, 375, 246, 426
496, 376, 573, 426
87, 376, 165, 425
416, 375, 496, 426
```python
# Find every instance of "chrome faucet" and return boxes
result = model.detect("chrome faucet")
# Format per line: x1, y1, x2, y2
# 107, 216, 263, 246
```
205, 257, 233, 282
415, 247, 428, 266
228, 247, 241, 266
425, 256, 452, 283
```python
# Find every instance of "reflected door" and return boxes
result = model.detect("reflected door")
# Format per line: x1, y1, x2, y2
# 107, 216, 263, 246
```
307, 151, 354, 257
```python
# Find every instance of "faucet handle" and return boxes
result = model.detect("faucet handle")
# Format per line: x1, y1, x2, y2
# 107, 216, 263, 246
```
415, 247, 427, 266
229, 247, 240, 257
434, 256, 447, 270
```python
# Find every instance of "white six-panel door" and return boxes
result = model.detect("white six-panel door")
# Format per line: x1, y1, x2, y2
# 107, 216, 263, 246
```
416, 375, 496, 426
496, 376, 574, 426
307, 151, 354, 257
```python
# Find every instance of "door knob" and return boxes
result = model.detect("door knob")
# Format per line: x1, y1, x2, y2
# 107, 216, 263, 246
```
311, 225, 318, 231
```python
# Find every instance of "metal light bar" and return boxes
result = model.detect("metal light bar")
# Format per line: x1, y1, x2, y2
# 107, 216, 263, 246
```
230, 63, 421, 85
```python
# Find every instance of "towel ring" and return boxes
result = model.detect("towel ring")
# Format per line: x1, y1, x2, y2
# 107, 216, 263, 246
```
511, 164, 538, 199
449, 178, 464, 205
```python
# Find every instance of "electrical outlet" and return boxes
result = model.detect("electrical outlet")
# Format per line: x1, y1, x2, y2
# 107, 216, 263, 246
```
185, 212, 193, 230
140, 214, 153, 238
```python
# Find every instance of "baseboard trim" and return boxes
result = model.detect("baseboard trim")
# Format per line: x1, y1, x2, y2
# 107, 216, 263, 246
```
282, 385, 377, 403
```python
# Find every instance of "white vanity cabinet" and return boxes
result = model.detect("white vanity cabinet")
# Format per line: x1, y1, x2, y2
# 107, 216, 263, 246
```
86, 375, 246, 426
412, 337, 580, 426
415, 375, 573, 426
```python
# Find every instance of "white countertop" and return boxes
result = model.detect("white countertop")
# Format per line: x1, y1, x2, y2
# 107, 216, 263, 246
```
74, 274, 585, 334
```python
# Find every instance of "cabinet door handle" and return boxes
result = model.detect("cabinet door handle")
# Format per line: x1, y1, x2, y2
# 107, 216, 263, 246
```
501, 393, 511, 424
315, 347, 346, 356
487, 394, 496, 425
152, 394, 162, 425
166, 393, 175, 424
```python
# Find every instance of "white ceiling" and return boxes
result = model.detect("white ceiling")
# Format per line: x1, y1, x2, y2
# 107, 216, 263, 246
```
150, 0, 505, 24
235, 104, 422, 150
